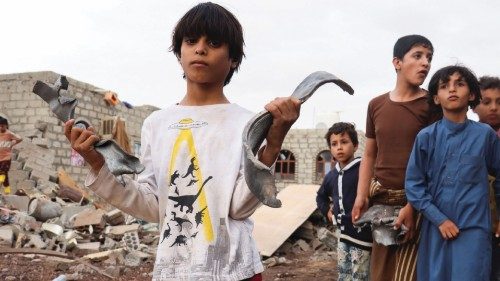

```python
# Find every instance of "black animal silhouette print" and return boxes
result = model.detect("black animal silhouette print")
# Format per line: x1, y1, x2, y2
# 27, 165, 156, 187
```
182, 157, 198, 178
195, 206, 208, 227
161, 224, 172, 243
170, 235, 188, 247
169, 176, 213, 213
171, 211, 193, 232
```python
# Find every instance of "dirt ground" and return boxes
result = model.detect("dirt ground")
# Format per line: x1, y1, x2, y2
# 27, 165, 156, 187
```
0, 251, 337, 281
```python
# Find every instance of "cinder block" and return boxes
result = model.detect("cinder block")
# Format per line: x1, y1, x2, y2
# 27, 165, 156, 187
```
73, 209, 106, 229
30, 170, 50, 182
32, 138, 50, 149
8, 169, 30, 184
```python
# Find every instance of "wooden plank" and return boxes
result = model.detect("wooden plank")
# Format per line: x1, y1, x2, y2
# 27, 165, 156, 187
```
0, 247, 68, 258
251, 184, 319, 257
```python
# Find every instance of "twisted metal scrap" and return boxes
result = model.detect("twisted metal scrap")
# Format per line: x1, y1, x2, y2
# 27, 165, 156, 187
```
242, 71, 354, 208
32, 76, 144, 176
354, 204, 408, 246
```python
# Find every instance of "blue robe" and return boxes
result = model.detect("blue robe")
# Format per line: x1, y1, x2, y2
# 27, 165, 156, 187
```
405, 118, 500, 281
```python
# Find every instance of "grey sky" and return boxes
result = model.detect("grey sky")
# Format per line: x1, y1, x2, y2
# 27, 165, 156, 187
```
1, 0, 498, 131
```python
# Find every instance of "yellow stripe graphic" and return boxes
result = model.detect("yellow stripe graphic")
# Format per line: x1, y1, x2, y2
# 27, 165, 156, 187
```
168, 121, 214, 242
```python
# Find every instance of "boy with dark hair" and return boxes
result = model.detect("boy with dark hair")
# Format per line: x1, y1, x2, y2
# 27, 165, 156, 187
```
406, 65, 500, 281
474, 75, 500, 281
317, 122, 372, 281
64, 2, 300, 280
0, 116, 22, 195
351, 34, 435, 281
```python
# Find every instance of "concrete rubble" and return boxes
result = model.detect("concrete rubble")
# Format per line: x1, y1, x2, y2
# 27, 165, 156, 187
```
0, 138, 159, 279
1, 137, 339, 278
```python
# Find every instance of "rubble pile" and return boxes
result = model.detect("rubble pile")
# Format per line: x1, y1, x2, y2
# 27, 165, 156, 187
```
0, 137, 159, 280
263, 211, 338, 268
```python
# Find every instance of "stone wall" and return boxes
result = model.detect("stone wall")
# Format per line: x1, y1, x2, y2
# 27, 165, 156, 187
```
0, 71, 158, 184
275, 128, 366, 190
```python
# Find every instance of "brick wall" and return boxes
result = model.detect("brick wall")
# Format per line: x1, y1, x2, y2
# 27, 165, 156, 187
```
0, 71, 158, 184
275, 128, 366, 191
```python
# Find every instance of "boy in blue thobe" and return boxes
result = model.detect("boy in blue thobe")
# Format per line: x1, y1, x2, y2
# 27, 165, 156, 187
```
406, 66, 500, 281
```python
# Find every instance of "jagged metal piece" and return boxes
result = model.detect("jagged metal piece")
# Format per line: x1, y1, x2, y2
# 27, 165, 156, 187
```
32, 76, 144, 176
32, 76, 77, 122
242, 71, 354, 208
353, 204, 408, 246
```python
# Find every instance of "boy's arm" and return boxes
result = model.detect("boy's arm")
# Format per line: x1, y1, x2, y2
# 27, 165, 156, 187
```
229, 97, 301, 220
486, 130, 500, 233
10, 132, 22, 147
352, 138, 377, 223
259, 97, 301, 166
405, 135, 448, 227
316, 175, 332, 218
65, 118, 160, 222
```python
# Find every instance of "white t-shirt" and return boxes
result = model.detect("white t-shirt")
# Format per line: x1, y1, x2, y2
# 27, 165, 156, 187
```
86, 103, 263, 280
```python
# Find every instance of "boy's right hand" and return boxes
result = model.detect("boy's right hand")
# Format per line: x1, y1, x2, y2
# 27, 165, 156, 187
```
438, 219, 459, 240
351, 195, 369, 224
64, 119, 105, 173
327, 208, 333, 223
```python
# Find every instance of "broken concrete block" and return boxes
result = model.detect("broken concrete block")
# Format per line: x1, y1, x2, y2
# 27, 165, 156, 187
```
72, 208, 106, 229
82, 248, 125, 262
11, 212, 40, 232
42, 222, 64, 238
317, 227, 338, 251
1, 195, 30, 212
16, 180, 37, 191
76, 242, 101, 253
30, 169, 50, 182
60, 205, 93, 228
122, 231, 140, 251
0, 226, 14, 247
25, 234, 47, 249
28, 198, 63, 221
106, 209, 125, 225
294, 239, 311, 252
105, 224, 140, 237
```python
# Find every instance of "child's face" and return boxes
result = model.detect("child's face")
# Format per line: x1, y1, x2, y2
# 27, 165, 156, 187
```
179, 35, 236, 86
329, 132, 357, 168
474, 88, 500, 129
0, 124, 6, 133
434, 72, 475, 113
393, 45, 432, 86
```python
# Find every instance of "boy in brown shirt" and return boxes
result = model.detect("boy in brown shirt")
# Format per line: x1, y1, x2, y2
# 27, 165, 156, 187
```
351, 35, 435, 281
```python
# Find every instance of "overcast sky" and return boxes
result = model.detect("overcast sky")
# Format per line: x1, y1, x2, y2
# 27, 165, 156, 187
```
1, 0, 499, 131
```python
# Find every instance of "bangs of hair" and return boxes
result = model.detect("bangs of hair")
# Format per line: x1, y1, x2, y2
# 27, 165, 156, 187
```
393, 34, 433, 59
428, 65, 481, 109
171, 2, 244, 65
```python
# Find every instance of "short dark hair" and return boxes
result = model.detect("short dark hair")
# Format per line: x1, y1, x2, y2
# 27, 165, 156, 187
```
427, 65, 481, 114
0, 116, 8, 126
171, 2, 245, 86
479, 76, 500, 91
325, 122, 358, 147
393, 34, 433, 59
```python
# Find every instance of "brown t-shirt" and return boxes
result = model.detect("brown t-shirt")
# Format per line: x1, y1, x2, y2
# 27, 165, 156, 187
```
366, 92, 436, 190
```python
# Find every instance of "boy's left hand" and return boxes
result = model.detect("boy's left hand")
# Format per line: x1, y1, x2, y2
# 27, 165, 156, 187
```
259, 97, 301, 166
496, 222, 500, 239
394, 203, 415, 243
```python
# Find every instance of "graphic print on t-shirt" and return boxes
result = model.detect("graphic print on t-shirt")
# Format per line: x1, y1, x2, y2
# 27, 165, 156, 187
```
164, 118, 214, 245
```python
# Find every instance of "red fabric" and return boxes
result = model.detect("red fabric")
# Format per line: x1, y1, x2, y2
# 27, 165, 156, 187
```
242, 273, 262, 281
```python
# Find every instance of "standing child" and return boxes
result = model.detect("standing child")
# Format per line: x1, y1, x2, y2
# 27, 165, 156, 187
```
473, 75, 500, 281
64, 3, 301, 280
316, 122, 372, 281
0, 116, 22, 195
351, 34, 435, 281
405, 66, 500, 281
